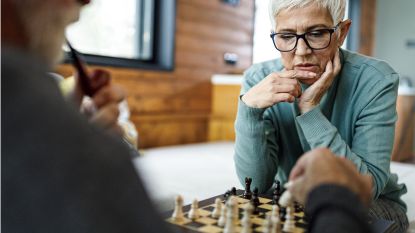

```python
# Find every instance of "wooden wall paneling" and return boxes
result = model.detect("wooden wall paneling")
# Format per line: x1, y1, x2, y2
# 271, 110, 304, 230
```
56, 0, 255, 148
359, 0, 377, 56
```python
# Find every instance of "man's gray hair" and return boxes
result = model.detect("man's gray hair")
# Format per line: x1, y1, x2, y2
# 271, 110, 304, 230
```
268, 0, 346, 29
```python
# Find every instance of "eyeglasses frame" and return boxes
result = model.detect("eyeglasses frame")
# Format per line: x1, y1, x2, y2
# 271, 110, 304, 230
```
270, 22, 342, 52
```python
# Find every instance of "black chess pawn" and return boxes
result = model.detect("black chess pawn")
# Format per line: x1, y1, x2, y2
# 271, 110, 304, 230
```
274, 180, 281, 195
243, 177, 252, 199
223, 190, 231, 200
271, 187, 280, 205
231, 187, 237, 196
251, 187, 260, 214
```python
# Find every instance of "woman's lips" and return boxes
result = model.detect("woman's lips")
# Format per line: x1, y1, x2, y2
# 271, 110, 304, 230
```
294, 64, 319, 72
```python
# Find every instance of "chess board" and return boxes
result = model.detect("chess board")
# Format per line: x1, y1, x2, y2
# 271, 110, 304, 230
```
164, 190, 306, 233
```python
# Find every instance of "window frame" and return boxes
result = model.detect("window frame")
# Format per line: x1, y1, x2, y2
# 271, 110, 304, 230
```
64, 0, 176, 71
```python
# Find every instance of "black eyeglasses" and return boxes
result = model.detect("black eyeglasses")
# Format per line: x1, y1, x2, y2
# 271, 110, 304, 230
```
270, 23, 341, 52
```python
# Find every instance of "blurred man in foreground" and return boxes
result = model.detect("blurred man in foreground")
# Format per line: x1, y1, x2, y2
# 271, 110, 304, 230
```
2, 0, 168, 232
287, 148, 373, 233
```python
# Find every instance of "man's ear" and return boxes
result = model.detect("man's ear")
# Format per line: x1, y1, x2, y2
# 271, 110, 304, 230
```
338, 19, 352, 47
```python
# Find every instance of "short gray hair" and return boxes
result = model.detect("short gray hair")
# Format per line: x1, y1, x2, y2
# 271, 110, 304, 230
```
268, 0, 346, 29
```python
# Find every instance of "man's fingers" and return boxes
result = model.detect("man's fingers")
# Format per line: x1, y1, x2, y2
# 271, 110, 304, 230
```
89, 103, 120, 129
93, 85, 125, 108
287, 177, 306, 204
289, 153, 310, 180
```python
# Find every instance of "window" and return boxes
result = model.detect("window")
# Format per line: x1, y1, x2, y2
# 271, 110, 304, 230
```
65, 0, 176, 70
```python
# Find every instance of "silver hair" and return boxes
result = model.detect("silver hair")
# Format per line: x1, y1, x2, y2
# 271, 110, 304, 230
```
268, 0, 346, 29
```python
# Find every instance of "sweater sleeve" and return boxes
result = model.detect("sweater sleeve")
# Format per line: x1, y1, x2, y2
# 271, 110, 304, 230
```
306, 184, 372, 233
296, 73, 399, 199
234, 69, 280, 193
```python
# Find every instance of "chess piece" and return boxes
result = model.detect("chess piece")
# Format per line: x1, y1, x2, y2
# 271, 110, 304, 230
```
231, 187, 237, 196
241, 214, 252, 233
243, 177, 252, 199
241, 202, 254, 223
230, 196, 238, 224
272, 181, 281, 205
218, 202, 227, 227
274, 180, 281, 194
224, 197, 237, 233
251, 187, 260, 214
241, 203, 253, 233
172, 195, 184, 222
262, 214, 273, 233
282, 206, 295, 232
278, 190, 293, 207
211, 198, 222, 218
188, 199, 199, 220
224, 190, 231, 201
271, 205, 281, 233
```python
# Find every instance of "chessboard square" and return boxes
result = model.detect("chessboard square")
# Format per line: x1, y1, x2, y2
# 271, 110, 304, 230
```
258, 204, 273, 210
198, 209, 211, 217
235, 196, 250, 203
252, 223, 261, 229
184, 220, 205, 228
258, 197, 272, 204
254, 226, 264, 232
198, 225, 223, 233
294, 212, 305, 217
165, 217, 191, 226
256, 207, 269, 214
251, 217, 265, 225
196, 217, 217, 225
203, 206, 215, 212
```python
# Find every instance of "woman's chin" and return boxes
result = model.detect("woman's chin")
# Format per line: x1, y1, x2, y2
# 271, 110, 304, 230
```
299, 77, 319, 85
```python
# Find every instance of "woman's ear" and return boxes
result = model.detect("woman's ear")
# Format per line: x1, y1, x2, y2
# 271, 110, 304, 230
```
338, 19, 352, 47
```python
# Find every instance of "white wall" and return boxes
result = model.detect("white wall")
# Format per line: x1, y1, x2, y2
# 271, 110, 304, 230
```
374, 0, 415, 80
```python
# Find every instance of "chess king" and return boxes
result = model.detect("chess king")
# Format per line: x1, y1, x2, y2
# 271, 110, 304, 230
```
234, 0, 408, 232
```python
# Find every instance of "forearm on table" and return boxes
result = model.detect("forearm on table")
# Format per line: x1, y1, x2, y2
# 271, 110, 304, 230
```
234, 100, 279, 193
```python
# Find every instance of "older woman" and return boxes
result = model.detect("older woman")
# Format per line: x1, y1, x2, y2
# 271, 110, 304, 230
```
234, 0, 408, 232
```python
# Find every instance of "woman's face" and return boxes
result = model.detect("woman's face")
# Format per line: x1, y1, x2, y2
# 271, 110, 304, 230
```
275, 3, 348, 85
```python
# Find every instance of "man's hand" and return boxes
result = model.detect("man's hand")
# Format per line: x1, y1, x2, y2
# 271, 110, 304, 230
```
75, 69, 126, 136
297, 49, 341, 114
241, 70, 316, 109
287, 148, 372, 206
88, 84, 125, 135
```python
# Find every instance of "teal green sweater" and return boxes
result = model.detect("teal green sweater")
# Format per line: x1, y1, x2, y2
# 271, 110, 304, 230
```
234, 49, 407, 211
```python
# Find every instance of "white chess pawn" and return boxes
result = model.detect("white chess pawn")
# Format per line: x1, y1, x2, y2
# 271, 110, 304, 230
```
228, 196, 238, 224
188, 199, 199, 220
172, 195, 184, 222
211, 198, 222, 218
223, 200, 236, 233
241, 203, 253, 233
282, 206, 295, 232
241, 202, 253, 223
262, 214, 273, 233
271, 205, 281, 233
218, 202, 227, 227
279, 190, 294, 207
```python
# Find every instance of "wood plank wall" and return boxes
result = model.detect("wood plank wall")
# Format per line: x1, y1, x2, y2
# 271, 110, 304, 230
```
359, 0, 376, 56
56, 0, 255, 148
